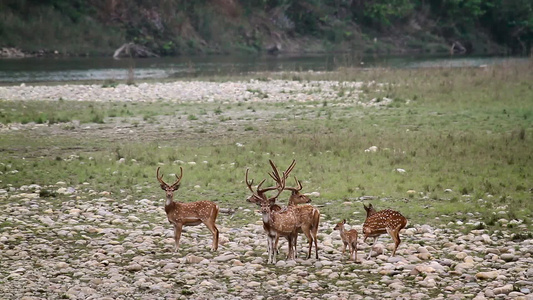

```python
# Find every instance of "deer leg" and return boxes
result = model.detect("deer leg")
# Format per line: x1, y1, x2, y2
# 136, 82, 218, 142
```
348, 242, 353, 260
386, 227, 400, 257
275, 235, 280, 255
312, 223, 319, 259
266, 234, 272, 263
286, 234, 295, 260
342, 241, 347, 256
173, 223, 183, 252
267, 234, 276, 264
272, 236, 278, 264
204, 221, 219, 252
390, 226, 402, 257
283, 236, 291, 261
351, 241, 358, 261
306, 231, 314, 259
394, 229, 402, 256
293, 232, 298, 259
303, 227, 313, 259
367, 236, 378, 259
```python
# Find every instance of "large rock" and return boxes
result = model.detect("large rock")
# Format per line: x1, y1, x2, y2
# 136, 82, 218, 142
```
476, 271, 499, 280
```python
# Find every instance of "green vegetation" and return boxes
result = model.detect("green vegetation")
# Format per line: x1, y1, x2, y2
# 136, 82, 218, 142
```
0, 100, 182, 125
0, 61, 532, 233
0, 0, 531, 55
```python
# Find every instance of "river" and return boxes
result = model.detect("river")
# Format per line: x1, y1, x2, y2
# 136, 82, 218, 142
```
0, 53, 526, 84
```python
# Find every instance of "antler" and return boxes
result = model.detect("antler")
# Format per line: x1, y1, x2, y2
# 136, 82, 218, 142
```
245, 168, 264, 198
245, 167, 285, 201
285, 176, 303, 193
269, 159, 302, 193
156, 166, 183, 190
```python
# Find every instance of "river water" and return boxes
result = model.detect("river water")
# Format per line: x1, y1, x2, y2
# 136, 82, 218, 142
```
0, 54, 526, 84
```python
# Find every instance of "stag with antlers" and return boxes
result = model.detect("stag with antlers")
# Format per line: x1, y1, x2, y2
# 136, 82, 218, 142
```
245, 168, 299, 264
362, 203, 407, 259
156, 167, 219, 253
268, 160, 320, 260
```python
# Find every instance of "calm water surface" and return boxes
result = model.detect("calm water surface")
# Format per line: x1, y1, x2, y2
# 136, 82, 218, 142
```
0, 54, 526, 83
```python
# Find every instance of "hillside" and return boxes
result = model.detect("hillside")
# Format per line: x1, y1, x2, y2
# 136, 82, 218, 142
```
0, 0, 532, 57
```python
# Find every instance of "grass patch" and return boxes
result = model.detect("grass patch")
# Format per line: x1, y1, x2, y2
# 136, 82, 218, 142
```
0, 61, 532, 231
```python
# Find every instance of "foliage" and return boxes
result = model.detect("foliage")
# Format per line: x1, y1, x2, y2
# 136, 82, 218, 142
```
0, 0, 531, 55
353, 0, 415, 29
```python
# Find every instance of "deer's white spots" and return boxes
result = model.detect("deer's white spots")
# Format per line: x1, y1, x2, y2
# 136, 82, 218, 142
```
157, 167, 219, 252
363, 205, 407, 258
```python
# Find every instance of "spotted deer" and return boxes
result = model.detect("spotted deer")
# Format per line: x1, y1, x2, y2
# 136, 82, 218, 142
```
156, 167, 219, 252
362, 203, 407, 259
334, 219, 358, 261
245, 168, 299, 264
268, 159, 320, 259
245, 169, 285, 254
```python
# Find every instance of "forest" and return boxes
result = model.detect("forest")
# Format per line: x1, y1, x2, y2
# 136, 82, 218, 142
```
0, 0, 532, 56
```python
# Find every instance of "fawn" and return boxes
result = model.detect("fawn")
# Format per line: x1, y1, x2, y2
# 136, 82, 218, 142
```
334, 219, 358, 261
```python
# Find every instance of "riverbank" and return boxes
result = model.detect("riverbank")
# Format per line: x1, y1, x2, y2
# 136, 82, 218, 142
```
1, 66, 531, 299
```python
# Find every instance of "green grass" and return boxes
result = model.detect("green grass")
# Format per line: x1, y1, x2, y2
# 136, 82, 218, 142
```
0, 60, 532, 232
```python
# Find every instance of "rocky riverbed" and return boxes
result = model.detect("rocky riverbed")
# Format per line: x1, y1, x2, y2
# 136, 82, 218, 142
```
0, 183, 532, 300
1, 80, 532, 299
0, 79, 389, 106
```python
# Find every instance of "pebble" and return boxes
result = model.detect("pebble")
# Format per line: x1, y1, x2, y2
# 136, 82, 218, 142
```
0, 184, 531, 299
0, 80, 373, 106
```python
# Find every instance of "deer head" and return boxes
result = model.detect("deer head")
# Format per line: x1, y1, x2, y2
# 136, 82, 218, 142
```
156, 166, 183, 205
363, 203, 377, 218
334, 219, 347, 231
245, 168, 284, 206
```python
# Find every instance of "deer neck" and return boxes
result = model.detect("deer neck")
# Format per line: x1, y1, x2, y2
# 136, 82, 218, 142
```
339, 227, 348, 239
288, 195, 295, 206
262, 210, 271, 225
367, 209, 378, 218
287, 191, 300, 206
164, 193, 178, 214
165, 194, 174, 206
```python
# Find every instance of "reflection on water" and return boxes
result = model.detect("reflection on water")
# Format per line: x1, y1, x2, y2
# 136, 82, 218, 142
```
0, 54, 526, 83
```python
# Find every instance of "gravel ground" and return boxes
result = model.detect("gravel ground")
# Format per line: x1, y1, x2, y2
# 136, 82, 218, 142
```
0, 80, 369, 104
0, 184, 532, 300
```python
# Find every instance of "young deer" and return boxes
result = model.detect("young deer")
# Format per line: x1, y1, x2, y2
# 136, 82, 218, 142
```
246, 168, 299, 264
268, 159, 320, 260
156, 167, 219, 253
334, 219, 358, 261
362, 203, 407, 259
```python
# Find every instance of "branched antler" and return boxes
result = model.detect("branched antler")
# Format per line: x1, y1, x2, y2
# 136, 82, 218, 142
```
157, 166, 183, 191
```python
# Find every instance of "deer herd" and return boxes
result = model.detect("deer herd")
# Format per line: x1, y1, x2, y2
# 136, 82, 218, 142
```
156, 160, 408, 264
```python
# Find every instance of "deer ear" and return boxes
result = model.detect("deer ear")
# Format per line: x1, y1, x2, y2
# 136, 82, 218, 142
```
172, 184, 180, 191
343, 219, 346, 224
160, 184, 167, 191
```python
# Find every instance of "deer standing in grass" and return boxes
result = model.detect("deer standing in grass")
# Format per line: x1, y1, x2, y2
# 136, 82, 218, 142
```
156, 167, 219, 252
362, 203, 407, 259
246, 168, 299, 264
268, 160, 320, 259
334, 219, 358, 261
